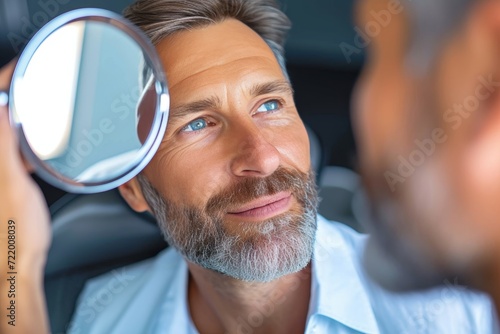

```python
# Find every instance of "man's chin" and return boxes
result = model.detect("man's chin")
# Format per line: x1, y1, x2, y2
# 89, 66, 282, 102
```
189, 213, 316, 282
211, 245, 313, 283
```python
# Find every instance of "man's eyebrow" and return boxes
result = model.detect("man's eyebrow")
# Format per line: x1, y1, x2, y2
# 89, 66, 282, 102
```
168, 81, 294, 122
169, 96, 222, 122
250, 80, 294, 97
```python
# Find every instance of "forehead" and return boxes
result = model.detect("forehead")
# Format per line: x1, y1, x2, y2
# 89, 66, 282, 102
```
358, 0, 473, 71
154, 19, 283, 97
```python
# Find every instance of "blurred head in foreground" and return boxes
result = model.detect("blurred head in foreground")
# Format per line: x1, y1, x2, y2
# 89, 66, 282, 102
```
353, 0, 500, 300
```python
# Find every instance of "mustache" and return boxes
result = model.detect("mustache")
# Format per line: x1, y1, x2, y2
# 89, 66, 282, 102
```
205, 166, 312, 216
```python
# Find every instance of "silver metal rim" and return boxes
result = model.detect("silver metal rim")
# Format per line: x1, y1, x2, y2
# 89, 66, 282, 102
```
9, 8, 169, 194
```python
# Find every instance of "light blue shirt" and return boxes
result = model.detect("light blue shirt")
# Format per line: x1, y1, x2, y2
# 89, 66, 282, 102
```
68, 215, 498, 333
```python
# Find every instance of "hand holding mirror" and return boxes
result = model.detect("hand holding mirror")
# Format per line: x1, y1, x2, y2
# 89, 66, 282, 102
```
0, 8, 169, 193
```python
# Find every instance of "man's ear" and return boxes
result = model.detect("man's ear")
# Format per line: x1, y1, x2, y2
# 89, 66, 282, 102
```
464, 1, 500, 179
118, 177, 151, 213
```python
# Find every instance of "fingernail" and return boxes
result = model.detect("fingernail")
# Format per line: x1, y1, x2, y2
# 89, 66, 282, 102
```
0, 92, 8, 122
0, 91, 8, 107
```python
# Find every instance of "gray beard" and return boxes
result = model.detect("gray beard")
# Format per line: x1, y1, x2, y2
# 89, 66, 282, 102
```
137, 167, 318, 282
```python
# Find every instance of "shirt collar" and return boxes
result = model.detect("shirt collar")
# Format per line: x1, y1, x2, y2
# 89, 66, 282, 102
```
310, 215, 379, 334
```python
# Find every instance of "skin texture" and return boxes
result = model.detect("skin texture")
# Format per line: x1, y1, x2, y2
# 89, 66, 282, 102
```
118, 19, 313, 334
353, 0, 500, 312
4, 0, 500, 331
0, 60, 51, 333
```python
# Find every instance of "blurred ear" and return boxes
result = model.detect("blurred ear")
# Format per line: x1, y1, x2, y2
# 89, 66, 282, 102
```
463, 1, 500, 186
465, 92, 500, 190
118, 177, 151, 213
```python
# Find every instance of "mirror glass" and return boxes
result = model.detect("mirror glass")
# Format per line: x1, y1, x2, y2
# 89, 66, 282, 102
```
9, 9, 169, 193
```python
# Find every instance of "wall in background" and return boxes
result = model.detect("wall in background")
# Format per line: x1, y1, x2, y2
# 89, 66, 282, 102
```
26, 0, 362, 68
283, 0, 362, 68
26, 0, 134, 17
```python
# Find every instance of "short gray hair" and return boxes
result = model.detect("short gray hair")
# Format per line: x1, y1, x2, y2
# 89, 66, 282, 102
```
124, 0, 291, 80
405, 0, 474, 73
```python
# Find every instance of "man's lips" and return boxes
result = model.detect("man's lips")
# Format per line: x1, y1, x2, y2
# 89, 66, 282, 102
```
227, 191, 292, 220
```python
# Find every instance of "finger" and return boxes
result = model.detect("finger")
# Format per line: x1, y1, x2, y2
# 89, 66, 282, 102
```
0, 106, 26, 176
0, 60, 34, 174
0, 106, 34, 175
0, 59, 17, 90
21, 153, 36, 174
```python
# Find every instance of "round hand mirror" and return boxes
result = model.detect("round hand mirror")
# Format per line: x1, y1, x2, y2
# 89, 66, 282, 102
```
1, 8, 169, 193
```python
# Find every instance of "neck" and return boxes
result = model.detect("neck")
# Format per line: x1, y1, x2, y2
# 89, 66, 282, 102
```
480, 271, 500, 320
187, 262, 312, 334
466, 256, 500, 320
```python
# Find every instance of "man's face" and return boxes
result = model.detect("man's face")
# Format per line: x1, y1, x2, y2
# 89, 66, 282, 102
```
129, 19, 318, 282
353, 0, 500, 286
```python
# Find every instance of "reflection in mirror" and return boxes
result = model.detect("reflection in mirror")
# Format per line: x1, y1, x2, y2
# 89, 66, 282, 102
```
13, 20, 157, 183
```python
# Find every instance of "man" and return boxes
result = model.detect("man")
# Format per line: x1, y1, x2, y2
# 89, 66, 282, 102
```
0, 0, 496, 334
352, 0, 500, 315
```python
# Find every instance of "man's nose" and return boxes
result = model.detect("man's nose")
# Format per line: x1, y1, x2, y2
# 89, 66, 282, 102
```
229, 121, 280, 177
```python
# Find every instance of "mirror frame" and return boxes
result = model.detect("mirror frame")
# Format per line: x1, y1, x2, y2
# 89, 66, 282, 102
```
8, 8, 169, 194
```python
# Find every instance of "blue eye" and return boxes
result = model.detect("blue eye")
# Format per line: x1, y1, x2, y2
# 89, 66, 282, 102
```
182, 118, 207, 132
256, 100, 280, 113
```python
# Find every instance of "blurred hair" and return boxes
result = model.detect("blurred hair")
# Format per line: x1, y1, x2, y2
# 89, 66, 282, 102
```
405, 0, 475, 72
124, 0, 291, 80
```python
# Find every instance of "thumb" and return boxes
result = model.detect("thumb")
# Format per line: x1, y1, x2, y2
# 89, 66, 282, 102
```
0, 105, 27, 177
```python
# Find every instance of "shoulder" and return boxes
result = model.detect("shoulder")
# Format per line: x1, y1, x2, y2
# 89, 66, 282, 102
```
314, 214, 367, 259
313, 215, 497, 333
369, 282, 497, 333
68, 247, 185, 334
78, 246, 182, 300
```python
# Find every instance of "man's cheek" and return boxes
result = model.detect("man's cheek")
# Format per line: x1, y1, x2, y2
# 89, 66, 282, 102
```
186, 172, 228, 206
272, 132, 309, 167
